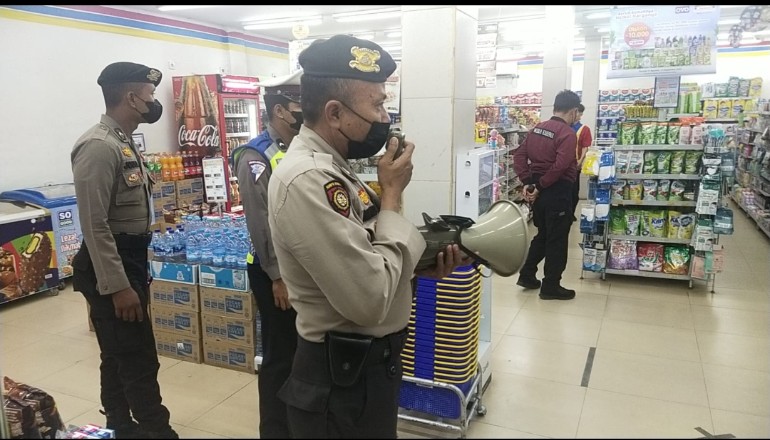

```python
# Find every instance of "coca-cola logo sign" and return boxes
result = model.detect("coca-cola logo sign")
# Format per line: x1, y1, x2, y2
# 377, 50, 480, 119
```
178, 124, 220, 149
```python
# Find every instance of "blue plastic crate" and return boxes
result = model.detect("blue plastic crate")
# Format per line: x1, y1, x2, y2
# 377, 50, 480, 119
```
399, 376, 476, 419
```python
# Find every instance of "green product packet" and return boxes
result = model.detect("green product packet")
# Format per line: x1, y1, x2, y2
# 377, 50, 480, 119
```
655, 123, 668, 144
667, 125, 680, 145
656, 151, 672, 174
609, 208, 626, 235
643, 151, 657, 174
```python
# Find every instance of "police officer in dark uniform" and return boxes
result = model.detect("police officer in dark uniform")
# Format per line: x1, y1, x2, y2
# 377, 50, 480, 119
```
229, 70, 302, 439
71, 62, 177, 438
267, 35, 465, 438
513, 89, 582, 300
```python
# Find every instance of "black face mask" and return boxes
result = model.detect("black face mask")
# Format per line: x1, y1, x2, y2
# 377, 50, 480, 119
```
289, 110, 303, 132
338, 102, 390, 159
135, 96, 163, 124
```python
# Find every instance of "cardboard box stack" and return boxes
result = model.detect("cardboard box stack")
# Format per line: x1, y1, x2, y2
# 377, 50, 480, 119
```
150, 177, 204, 230
149, 262, 202, 364
199, 265, 259, 374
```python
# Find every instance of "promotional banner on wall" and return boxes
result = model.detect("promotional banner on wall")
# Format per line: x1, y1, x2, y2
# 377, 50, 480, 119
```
607, 5, 720, 79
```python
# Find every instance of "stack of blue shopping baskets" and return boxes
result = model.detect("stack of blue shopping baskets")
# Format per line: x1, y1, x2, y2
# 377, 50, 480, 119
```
399, 265, 481, 419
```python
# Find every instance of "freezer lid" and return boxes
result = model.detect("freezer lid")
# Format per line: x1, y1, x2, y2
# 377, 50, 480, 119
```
0, 201, 48, 224
0, 183, 77, 208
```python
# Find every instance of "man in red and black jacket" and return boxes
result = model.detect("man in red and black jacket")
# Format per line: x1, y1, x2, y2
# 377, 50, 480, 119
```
513, 90, 582, 300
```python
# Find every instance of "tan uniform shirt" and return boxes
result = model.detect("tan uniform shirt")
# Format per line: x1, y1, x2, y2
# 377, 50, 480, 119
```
71, 115, 152, 295
268, 126, 427, 343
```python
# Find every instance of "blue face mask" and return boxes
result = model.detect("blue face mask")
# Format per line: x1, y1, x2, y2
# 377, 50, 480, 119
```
338, 102, 390, 159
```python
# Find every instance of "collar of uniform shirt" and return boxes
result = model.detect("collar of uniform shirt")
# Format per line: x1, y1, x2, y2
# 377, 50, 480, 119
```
550, 116, 568, 125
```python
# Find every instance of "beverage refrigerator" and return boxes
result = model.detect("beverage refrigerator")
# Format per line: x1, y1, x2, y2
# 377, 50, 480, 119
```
172, 74, 262, 212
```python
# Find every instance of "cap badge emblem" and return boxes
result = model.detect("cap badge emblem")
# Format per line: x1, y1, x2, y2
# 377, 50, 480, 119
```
349, 46, 381, 73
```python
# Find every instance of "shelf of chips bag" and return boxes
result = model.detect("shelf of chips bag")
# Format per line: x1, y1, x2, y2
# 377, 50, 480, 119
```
607, 234, 692, 245
604, 268, 692, 281
610, 200, 697, 207
615, 173, 701, 180
612, 145, 704, 151
730, 193, 770, 239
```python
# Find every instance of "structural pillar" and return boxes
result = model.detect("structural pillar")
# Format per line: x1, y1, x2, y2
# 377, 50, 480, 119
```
540, 5, 575, 117
581, 36, 603, 141
399, 6, 479, 224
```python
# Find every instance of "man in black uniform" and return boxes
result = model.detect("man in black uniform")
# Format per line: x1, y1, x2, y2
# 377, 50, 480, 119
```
513, 90, 582, 300
71, 62, 177, 438
230, 70, 302, 439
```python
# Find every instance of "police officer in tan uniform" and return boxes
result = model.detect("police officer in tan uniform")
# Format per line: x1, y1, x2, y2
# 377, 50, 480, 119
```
268, 35, 466, 438
71, 62, 177, 439
230, 70, 302, 439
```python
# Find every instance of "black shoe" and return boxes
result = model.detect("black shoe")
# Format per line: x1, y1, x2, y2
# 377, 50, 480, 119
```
516, 276, 541, 290
138, 427, 179, 439
112, 422, 144, 439
539, 285, 576, 300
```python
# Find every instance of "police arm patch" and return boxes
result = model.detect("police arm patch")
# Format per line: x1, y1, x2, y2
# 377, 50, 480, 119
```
248, 160, 267, 183
324, 180, 350, 217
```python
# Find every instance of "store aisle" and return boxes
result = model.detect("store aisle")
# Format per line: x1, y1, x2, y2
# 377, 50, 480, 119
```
1, 203, 768, 438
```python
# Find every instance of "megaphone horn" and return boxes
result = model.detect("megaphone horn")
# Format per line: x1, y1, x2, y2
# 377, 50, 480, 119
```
415, 200, 531, 277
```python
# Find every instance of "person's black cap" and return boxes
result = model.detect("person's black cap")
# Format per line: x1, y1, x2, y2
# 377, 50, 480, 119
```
97, 62, 163, 87
299, 34, 396, 83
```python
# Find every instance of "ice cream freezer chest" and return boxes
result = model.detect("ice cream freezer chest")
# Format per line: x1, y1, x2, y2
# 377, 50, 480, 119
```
0, 201, 59, 305
0, 184, 82, 282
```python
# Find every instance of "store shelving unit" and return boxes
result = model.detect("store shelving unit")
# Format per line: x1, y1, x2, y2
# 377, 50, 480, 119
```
731, 109, 770, 239
600, 142, 706, 288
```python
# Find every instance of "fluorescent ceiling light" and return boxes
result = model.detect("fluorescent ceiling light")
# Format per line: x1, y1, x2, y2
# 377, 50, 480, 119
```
720, 5, 748, 9
332, 8, 401, 23
355, 33, 375, 40
243, 16, 322, 30
586, 11, 611, 20
157, 6, 214, 11
386, 31, 402, 38
717, 33, 729, 40
718, 19, 740, 25
596, 26, 610, 33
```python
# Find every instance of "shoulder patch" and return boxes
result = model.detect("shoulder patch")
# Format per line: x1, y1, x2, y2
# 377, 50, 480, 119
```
248, 160, 267, 183
324, 180, 350, 217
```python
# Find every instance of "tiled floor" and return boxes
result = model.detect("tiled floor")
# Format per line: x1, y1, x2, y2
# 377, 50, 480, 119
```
1, 198, 769, 438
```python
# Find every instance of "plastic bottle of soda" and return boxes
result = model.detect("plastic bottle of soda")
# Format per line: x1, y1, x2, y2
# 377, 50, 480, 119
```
175, 153, 184, 181
194, 151, 203, 177
161, 153, 172, 182
181, 151, 189, 179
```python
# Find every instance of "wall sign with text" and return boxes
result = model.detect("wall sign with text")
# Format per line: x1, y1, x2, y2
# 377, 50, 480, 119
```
608, 5, 719, 79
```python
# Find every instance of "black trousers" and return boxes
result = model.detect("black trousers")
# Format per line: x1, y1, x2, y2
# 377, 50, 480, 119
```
278, 331, 407, 439
71, 236, 172, 434
572, 175, 581, 218
247, 263, 297, 439
521, 179, 575, 286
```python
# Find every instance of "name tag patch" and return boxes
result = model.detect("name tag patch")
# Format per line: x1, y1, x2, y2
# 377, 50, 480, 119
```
533, 127, 555, 139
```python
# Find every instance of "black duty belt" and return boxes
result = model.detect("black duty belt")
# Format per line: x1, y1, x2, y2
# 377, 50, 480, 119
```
112, 232, 152, 250
299, 330, 404, 366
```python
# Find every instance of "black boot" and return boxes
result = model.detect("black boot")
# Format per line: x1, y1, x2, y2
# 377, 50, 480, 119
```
138, 426, 179, 439
102, 409, 143, 439
539, 284, 575, 300
516, 275, 541, 290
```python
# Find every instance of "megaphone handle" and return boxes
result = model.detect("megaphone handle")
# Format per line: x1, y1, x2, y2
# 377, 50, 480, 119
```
471, 261, 493, 278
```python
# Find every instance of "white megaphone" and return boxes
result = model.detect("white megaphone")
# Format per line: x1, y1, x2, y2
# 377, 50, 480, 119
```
414, 200, 531, 277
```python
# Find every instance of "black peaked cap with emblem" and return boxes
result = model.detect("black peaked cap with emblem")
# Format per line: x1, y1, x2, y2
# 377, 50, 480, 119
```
299, 34, 396, 82
97, 61, 163, 87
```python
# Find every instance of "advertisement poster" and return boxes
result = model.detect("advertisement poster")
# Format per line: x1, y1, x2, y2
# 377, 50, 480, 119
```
607, 5, 720, 79
653, 76, 681, 108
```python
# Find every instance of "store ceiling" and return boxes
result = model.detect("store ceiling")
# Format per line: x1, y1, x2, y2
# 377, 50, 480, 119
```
125, 5, 755, 52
